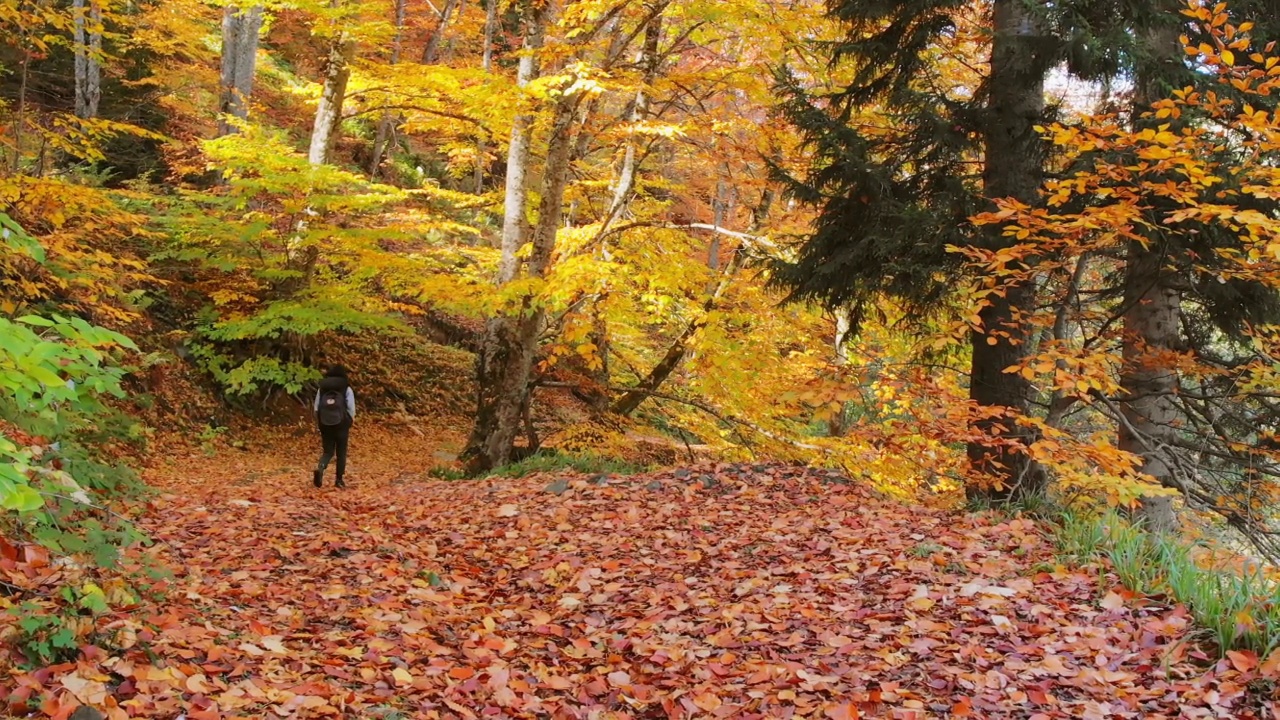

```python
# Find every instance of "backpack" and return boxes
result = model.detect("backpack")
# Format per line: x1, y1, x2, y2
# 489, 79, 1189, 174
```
318, 388, 346, 426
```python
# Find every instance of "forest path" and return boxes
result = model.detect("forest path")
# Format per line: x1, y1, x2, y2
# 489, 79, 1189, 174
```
25, 425, 1261, 719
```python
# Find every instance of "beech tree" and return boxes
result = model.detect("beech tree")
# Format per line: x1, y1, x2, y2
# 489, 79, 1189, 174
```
308, 1, 356, 165
72, 0, 102, 120
218, 3, 264, 136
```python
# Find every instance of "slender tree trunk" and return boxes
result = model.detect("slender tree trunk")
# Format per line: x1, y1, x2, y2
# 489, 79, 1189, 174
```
1120, 4, 1185, 532
72, 0, 102, 120
370, 0, 407, 176
829, 307, 855, 437
708, 177, 726, 270
421, 0, 458, 64
601, 12, 662, 234
482, 0, 497, 70
308, 27, 356, 166
465, 4, 551, 472
612, 184, 773, 417
968, 0, 1055, 503
613, 248, 743, 416
473, 0, 498, 194
218, 4, 264, 136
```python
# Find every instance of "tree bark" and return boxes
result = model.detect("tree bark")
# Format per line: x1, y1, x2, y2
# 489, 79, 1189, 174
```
1119, 3, 1185, 532
218, 4, 264, 136
72, 0, 102, 120
464, 3, 552, 472
967, 0, 1055, 503
829, 306, 855, 437
473, 0, 499, 194
601, 11, 663, 234
421, 0, 458, 64
308, 24, 356, 166
369, 0, 407, 177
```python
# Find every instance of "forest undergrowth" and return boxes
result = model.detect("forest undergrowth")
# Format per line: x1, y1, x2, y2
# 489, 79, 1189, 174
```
3, 420, 1278, 719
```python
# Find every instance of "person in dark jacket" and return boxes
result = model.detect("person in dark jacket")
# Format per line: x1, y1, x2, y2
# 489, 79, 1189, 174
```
313, 365, 356, 488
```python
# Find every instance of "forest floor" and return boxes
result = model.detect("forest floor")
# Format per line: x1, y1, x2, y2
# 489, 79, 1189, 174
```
6, 419, 1275, 719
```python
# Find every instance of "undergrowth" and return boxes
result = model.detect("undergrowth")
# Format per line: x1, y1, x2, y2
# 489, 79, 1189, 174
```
486, 452, 650, 479
1055, 511, 1280, 660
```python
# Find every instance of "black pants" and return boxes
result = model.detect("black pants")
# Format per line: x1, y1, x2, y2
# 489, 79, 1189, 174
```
316, 419, 351, 480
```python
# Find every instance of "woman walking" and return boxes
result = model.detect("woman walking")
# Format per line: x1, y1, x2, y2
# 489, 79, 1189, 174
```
313, 365, 355, 488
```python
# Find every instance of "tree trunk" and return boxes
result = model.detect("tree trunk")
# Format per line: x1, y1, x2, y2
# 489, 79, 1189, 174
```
421, 0, 458, 64
473, 0, 498, 194
601, 12, 662, 234
708, 178, 725, 270
467, 96, 580, 470
72, 0, 102, 120
308, 28, 356, 166
829, 306, 855, 437
612, 185, 774, 417
369, 0, 407, 177
1119, 4, 1185, 533
464, 3, 551, 472
967, 0, 1055, 503
218, 4, 264, 136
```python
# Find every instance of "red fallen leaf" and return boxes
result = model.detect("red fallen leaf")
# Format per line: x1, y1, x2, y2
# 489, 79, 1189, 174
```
1027, 687, 1052, 705
1258, 650, 1280, 677
824, 702, 861, 719
693, 690, 722, 711
448, 667, 475, 680
1228, 650, 1258, 673
542, 675, 573, 690
951, 696, 974, 716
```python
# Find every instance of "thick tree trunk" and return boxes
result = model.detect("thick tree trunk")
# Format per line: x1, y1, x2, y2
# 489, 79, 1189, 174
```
72, 0, 102, 120
369, 0, 407, 177
467, 98, 579, 470
308, 30, 356, 166
421, 0, 458, 64
1120, 5, 1185, 532
968, 0, 1054, 503
464, 4, 551, 472
218, 4, 264, 136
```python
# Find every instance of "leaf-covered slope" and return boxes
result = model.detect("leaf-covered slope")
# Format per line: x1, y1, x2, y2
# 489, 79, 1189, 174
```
5, 433, 1266, 719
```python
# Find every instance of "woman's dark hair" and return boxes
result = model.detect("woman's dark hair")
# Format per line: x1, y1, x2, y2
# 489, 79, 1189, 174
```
324, 364, 349, 379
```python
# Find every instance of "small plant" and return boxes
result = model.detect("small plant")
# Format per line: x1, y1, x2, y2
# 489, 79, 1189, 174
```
487, 452, 648, 480
910, 541, 945, 558
427, 466, 468, 481
197, 423, 228, 456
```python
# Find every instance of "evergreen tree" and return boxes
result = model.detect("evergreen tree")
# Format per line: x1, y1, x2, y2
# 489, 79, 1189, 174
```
774, 0, 1063, 501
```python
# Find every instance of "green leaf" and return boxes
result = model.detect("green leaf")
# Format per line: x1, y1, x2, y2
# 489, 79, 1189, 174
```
0, 483, 44, 512
15, 315, 55, 327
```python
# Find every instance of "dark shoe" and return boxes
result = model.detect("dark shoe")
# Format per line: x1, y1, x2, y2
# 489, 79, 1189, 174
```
335, 476, 346, 489
313, 470, 322, 488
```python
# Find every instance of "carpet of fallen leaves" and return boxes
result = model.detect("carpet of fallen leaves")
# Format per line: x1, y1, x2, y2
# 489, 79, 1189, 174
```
5, 422, 1279, 719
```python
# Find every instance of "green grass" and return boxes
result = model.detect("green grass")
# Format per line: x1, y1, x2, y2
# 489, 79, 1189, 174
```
1054, 511, 1280, 659
487, 452, 650, 480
